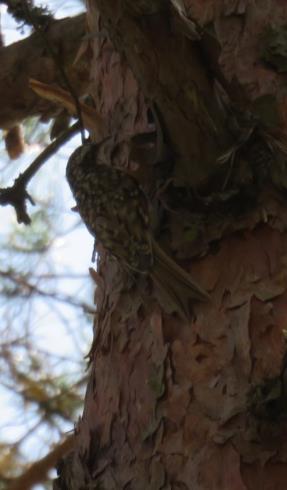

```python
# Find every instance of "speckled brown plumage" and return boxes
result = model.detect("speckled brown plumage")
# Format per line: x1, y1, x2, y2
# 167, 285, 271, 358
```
66, 143, 209, 319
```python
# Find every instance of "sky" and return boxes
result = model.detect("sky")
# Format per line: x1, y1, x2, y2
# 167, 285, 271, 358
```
0, 2, 95, 487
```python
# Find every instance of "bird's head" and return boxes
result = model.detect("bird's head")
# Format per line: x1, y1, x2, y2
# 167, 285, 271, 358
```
66, 143, 96, 186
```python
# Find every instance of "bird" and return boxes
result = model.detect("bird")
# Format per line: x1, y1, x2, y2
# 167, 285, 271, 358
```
66, 142, 209, 319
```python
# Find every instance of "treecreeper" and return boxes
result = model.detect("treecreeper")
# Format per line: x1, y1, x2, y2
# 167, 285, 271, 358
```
66, 143, 210, 319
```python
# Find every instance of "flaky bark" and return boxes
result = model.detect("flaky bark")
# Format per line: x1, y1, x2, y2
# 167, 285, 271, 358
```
39, 2, 287, 489
0, 13, 88, 130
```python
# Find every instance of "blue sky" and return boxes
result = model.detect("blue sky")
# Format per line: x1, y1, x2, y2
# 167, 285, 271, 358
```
0, 2, 96, 486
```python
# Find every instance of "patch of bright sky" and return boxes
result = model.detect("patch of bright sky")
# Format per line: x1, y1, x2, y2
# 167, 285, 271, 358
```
0, 0, 97, 482
0, 0, 85, 44
0, 123, 94, 359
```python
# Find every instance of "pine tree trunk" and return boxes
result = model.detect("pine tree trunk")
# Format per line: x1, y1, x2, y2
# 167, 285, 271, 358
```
55, 2, 287, 489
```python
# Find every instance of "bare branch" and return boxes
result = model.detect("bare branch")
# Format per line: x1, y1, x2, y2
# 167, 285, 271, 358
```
21, 1, 85, 143
0, 121, 81, 224
0, 268, 95, 313
0, 13, 87, 130
6, 435, 74, 490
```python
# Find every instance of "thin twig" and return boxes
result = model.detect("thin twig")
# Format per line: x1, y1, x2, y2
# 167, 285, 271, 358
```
19, 121, 81, 185
0, 269, 96, 313
0, 121, 81, 224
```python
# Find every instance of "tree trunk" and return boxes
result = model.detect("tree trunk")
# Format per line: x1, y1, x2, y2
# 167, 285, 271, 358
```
53, 2, 287, 489
0, 13, 87, 130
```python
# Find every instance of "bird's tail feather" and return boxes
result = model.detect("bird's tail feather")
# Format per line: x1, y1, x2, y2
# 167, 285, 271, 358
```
151, 239, 209, 320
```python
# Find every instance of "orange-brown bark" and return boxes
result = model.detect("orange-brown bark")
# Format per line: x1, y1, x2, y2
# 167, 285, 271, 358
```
0, 13, 88, 130
53, 2, 287, 489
